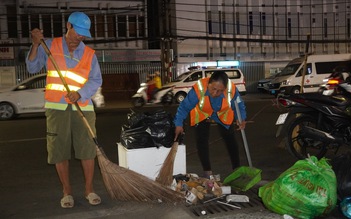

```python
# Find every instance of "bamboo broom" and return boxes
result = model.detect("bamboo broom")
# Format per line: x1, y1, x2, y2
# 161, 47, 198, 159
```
155, 141, 179, 187
40, 40, 183, 202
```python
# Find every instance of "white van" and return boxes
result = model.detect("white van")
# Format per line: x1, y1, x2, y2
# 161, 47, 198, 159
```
268, 54, 351, 95
164, 68, 246, 103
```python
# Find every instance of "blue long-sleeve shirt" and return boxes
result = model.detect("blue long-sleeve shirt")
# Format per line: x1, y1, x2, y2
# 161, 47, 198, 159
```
25, 37, 102, 103
174, 87, 247, 129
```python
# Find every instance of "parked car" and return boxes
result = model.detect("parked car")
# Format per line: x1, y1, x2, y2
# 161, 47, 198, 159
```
257, 72, 280, 93
267, 53, 351, 95
163, 68, 246, 103
0, 73, 105, 120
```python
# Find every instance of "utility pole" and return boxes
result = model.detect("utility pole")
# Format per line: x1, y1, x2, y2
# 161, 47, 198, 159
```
160, 0, 172, 84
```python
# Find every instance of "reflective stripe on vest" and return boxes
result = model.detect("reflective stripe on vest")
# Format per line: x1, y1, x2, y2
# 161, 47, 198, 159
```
46, 83, 81, 92
197, 80, 205, 109
217, 81, 233, 122
190, 78, 236, 126
47, 70, 87, 85
45, 102, 94, 111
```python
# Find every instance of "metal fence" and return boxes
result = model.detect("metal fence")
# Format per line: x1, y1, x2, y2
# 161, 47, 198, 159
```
7, 61, 263, 93
101, 62, 162, 83
239, 62, 265, 93
13, 61, 178, 85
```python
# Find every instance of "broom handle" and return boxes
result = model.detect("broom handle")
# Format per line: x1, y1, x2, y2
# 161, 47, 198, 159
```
300, 34, 311, 93
234, 100, 253, 167
40, 40, 98, 144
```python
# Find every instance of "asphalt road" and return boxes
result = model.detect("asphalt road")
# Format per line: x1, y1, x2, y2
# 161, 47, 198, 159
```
0, 93, 345, 218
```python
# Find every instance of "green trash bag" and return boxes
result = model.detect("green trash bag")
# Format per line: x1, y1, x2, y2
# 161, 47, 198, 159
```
258, 156, 337, 219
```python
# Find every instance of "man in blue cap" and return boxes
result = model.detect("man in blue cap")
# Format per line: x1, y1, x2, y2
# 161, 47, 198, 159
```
26, 11, 102, 208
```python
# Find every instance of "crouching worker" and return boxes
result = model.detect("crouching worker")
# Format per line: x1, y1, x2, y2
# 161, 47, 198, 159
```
173, 71, 247, 178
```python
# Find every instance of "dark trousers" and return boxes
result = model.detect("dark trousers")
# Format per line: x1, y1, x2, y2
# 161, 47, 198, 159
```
195, 120, 240, 171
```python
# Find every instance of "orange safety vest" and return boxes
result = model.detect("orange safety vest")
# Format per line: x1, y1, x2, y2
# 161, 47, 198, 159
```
190, 78, 236, 126
45, 37, 94, 107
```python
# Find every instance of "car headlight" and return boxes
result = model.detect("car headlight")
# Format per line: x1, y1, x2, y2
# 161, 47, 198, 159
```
281, 80, 289, 85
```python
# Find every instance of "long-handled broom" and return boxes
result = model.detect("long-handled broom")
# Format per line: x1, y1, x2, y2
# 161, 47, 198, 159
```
156, 141, 179, 187
156, 133, 184, 187
40, 40, 183, 202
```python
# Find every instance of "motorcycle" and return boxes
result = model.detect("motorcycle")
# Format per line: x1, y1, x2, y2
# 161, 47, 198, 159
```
275, 71, 351, 160
131, 83, 174, 108
318, 68, 350, 95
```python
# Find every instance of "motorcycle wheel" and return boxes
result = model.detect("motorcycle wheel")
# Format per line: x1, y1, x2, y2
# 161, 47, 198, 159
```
132, 97, 145, 108
286, 115, 328, 160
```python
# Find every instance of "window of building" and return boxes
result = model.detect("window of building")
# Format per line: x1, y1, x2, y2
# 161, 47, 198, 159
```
88, 15, 96, 38
249, 12, 253, 35
21, 14, 29, 38
287, 18, 292, 38
31, 14, 40, 30
208, 11, 212, 34
129, 16, 137, 37
261, 12, 266, 35
53, 14, 63, 37
96, 14, 105, 37
7, 5, 17, 38
107, 14, 116, 38
347, 18, 350, 38
9, 10, 143, 40
236, 12, 240, 34
118, 16, 127, 37
42, 14, 52, 38
222, 11, 226, 34
138, 16, 145, 37
324, 18, 328, 38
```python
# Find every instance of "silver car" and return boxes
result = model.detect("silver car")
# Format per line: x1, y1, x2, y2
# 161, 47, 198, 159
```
0, 74, 104, 120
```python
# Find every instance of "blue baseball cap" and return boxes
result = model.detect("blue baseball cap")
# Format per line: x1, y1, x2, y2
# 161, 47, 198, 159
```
68, 12, 92, 38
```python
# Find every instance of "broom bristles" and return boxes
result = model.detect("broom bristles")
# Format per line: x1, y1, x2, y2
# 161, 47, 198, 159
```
155, 142, 179, 187
96, 146, 183, 202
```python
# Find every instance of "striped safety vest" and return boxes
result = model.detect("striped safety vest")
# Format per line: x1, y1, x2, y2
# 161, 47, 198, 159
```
45, 37, 95, 111
190, 78, 236, 126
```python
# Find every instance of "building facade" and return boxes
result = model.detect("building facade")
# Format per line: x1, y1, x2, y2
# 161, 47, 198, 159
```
173, 0, 351, 75
0, 0, 350, 93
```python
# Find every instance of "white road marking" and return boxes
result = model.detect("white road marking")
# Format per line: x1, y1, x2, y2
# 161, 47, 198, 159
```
0, 137, 46, 144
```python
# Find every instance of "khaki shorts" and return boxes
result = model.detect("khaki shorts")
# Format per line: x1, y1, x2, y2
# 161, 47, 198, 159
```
45, 106, 96, 164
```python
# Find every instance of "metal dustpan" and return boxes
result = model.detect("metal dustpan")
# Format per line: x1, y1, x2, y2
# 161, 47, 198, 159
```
223, 100, 262, 191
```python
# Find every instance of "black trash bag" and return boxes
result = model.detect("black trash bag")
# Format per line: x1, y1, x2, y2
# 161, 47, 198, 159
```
121, 109, 175, 148
120, 126, 156, 149
143, 110, 175, 148
331, 152, 351, 200
126, 111, 147, 129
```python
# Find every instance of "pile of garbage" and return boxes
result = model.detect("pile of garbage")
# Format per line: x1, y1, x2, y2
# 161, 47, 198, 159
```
169, 173, 252, 212
170, 166, 262, 205
171, 173, 229, 204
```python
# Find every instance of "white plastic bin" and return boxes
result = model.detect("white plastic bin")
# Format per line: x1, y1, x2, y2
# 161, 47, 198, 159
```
117, 143, 186, 180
